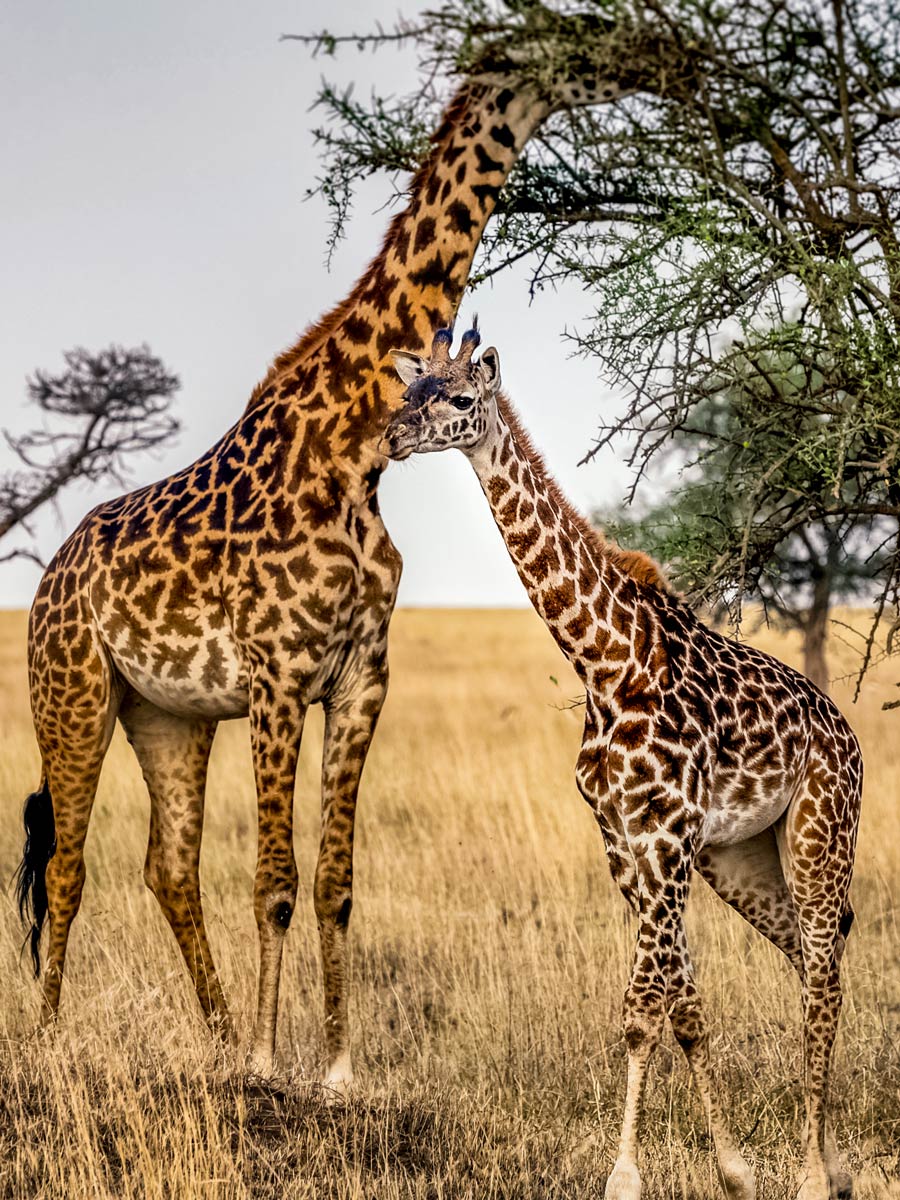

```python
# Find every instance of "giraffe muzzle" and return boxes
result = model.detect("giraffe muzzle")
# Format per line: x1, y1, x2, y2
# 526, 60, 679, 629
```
380, 416, 420, 461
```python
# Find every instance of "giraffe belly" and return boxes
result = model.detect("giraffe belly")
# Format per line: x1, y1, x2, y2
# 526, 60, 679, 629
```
701, 774, 793, 847
108, 634, 250, 720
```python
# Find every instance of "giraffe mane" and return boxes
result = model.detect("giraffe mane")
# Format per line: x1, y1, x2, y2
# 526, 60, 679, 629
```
495, 392, 671, 594
246, 84, 485, 413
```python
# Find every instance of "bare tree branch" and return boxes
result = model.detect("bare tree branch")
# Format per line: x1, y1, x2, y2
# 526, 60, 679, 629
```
0, 345, 181, 557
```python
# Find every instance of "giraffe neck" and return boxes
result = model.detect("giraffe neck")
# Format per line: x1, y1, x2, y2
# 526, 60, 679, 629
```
246, 84, 553, 487
369, 83, 552, 336
466, 400, 659, 684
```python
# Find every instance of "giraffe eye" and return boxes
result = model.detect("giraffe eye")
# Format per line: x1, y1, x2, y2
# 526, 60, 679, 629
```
450, 394, 475, 410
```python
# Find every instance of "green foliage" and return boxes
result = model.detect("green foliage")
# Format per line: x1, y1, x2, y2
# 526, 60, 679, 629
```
289, 0, 900, 688
599, 373, 889, 617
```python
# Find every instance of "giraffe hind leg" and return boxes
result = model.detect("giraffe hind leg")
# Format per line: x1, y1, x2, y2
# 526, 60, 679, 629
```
778, 762, 858, 1200
27, 635, 120, 1023
697, 823, 853, 1200
119, 692, 230, 1036
696, 827, 804, 973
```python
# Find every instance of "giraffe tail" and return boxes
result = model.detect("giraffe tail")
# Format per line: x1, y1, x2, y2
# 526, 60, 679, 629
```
835, 903, 855, 968
13, 778, 56, 977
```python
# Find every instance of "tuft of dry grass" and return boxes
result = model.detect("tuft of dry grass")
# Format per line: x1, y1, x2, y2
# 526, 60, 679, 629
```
0, 607, 897, 1198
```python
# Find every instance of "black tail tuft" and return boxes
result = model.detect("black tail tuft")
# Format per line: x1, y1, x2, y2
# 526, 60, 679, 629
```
13, 780, 56, 977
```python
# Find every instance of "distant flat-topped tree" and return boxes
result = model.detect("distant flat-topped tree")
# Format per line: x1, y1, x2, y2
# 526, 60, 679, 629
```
0, 345, 181, 566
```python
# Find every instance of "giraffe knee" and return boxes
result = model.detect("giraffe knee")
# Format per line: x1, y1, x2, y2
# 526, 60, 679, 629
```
807, 968, 843, 1014
314, 875, 352, 929
254, 891, 297, 933
668, 993, 706, 1053
622, 985, 666, 1053
143, 846, 198, 905
255, 867, 299, 933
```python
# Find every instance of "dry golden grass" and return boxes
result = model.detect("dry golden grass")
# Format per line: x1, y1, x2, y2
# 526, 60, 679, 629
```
0, 607, 897, 1199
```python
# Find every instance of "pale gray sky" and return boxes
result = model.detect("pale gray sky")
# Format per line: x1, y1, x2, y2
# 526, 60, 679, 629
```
1, 0, 637, 608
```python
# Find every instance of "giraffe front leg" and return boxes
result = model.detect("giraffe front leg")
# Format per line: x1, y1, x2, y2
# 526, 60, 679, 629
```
823, 1121, 852, 1200
667, 926, 755, 1200
316, 663, 388, 1099
247, 677, 304, 1077
605, 966, 665, 1200
605, 839, 693, 1200
799, 1119, 853, 1200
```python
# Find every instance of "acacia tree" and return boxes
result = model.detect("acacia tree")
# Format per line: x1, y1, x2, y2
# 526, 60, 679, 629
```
294, 0, 900, 695
599, 374, 889, 692
612, 509, 881, 692
1, 345, 180, 566
768, 521, 883, 691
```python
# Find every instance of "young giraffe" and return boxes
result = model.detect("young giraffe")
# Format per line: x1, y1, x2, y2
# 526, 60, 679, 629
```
382, 327, 861, 1200
14, 36, 653, 1089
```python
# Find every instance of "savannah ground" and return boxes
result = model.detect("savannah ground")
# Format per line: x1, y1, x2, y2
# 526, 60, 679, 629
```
0, 607, 897, 1199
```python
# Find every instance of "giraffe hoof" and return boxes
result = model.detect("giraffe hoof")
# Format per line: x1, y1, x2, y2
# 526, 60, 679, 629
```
796, 1175, 829, 1200
718, 1151, 755, 1200
320, 1078, 351, 1107
722, 1179, 755, 1200
321, 1053, 354, 1105
829, 1171, 852, 1200
604, 1161, 641, 1200
246, 1050, 277, 1080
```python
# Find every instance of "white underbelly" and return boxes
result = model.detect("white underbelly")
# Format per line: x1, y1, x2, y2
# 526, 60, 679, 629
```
110, 640, 250, 721
701, 785, 793, 848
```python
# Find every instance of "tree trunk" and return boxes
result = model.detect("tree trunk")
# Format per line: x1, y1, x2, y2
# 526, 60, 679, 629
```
802, 604, 830, 693
801, 560, 833, 694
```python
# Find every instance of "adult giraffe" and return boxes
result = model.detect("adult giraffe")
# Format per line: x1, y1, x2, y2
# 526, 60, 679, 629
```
382, 327, 861, 1200
14, 18, 672, 1089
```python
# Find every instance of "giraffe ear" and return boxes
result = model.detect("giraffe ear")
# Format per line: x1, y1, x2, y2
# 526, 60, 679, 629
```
478, 347, 501, 392
391, 350, 429, 387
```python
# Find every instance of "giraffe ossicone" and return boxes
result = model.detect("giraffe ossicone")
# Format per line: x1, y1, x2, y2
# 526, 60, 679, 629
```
384, 326, 862, 1200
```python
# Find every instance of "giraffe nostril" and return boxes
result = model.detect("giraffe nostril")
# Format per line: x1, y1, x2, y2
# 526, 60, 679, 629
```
393, 423, 408, 436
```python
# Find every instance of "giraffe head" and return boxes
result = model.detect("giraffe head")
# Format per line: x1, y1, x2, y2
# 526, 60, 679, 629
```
469, 6, 648, 111
383, 326, 501, 461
